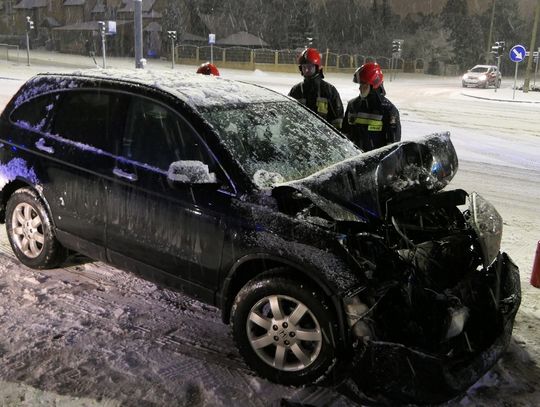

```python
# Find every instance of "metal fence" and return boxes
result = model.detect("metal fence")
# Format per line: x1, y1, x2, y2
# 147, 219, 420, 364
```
0, 43, 20, 63
175, 44, 425, 73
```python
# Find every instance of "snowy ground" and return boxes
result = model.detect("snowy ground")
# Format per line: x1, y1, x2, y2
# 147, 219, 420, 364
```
0, 52, 539, 406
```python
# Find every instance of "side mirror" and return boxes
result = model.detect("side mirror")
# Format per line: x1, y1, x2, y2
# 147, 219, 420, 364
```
167, 160, 218, 185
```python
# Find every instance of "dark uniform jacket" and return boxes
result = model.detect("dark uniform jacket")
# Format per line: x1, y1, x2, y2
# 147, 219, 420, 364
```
342, 90, 401, 152
289, 73, 344, 129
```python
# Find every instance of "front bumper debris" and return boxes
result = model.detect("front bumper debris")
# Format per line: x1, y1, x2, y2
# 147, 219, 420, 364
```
342, 252, 520, 405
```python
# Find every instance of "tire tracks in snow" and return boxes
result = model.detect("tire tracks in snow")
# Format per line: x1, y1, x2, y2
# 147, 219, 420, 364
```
0, 228, 353, 406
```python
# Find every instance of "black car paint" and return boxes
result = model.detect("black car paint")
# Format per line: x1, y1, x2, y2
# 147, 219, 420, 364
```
0, 71, 521, 404
0, 73, 360, 307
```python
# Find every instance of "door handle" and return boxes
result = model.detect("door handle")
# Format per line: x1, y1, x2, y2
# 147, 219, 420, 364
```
113, 167, 138, 182
35, 138, 54, 154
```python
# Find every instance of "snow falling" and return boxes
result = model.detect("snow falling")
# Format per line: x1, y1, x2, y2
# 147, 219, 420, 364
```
0, 53, 539, 406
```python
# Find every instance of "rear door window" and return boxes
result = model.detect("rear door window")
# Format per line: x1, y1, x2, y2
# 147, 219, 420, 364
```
50, 90, 128, 153
10, 93, 57, 131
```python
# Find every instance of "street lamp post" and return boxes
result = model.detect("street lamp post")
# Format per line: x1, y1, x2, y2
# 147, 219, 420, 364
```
25, 16, 34, 66
134, 0, 144, 68
98, 21, 106, 68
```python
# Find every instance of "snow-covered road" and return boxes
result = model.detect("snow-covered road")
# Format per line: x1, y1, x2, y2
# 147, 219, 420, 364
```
0, 61, 539, 406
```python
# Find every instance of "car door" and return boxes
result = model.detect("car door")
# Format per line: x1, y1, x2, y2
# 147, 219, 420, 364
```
43, 88, 128, 260
106, 94, 231, 301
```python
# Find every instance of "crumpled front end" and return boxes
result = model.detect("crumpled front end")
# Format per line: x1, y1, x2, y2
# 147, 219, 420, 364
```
339, 190, 521, 404
347, 253, 520, 404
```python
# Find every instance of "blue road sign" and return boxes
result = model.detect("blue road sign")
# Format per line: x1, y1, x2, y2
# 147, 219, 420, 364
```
509, 44, 526, 63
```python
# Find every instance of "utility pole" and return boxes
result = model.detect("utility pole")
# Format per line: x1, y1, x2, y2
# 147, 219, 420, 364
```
134, 0, 144, 68
523, 0, 540, 92
486, 0, 496, 64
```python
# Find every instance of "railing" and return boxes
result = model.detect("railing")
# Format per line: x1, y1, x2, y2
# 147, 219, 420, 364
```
175, 44, 427, 73
0, 43, 20, 63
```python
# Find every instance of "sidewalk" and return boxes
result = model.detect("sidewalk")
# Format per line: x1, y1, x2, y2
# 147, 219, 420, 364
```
461, 83, 540, 104
0, 47, 192, 79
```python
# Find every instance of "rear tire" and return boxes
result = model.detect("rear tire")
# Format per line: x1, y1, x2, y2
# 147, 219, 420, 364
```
6, 188, 67, 269
231, 272, 340, 386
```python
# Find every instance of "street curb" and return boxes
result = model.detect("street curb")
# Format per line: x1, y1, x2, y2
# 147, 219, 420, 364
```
461, 92, 540, 104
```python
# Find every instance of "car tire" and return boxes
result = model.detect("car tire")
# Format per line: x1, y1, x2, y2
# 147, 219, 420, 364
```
6, 188, 67, 269
231, 271, 339, 386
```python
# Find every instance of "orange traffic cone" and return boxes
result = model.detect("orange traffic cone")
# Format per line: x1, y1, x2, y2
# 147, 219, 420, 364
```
531, 241, 540, 288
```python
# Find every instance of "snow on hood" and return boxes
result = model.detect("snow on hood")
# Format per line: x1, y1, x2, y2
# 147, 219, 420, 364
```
279, 132, 458, 220
26, 69, 285, 111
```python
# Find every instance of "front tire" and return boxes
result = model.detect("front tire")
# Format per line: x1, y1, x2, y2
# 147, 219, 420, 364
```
231, 272, 339, 386
6, 188, 67, 269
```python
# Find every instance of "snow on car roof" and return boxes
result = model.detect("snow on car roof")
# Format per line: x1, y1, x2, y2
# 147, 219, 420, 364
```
36, 69, 286, 109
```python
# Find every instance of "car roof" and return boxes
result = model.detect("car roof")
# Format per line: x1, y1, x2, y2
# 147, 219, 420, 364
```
33, 69, 286, 109
471, 65, 496, 69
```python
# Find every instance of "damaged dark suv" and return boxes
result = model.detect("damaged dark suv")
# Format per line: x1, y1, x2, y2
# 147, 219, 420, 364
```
0, 70, 520, 404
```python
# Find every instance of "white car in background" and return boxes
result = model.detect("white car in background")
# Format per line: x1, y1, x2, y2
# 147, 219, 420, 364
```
462, 65, 502, 88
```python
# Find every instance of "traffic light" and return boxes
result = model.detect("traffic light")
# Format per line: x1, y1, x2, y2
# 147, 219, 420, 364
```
497, 41, 505, 56
167, 31, 177, 41
392, 40, 400, 54
98, 21, 106, 35
491, 41, 505, 57
25, 16, 34, 31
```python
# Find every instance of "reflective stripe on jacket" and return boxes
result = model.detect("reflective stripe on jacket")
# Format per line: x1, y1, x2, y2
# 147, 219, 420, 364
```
341, 92, 401, 152
348, 112, 383, 131
289, 75, 344, 129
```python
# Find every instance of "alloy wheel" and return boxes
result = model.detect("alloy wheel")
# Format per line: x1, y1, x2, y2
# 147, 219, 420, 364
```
11, 202, 44, 259
246, 294, 322, 372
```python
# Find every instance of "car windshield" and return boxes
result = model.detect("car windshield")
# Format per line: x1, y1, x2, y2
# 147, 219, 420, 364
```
470, 66, 490, 73
201, 101, 360, 187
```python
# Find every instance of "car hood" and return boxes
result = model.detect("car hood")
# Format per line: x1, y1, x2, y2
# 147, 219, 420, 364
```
274, 132, 458, 221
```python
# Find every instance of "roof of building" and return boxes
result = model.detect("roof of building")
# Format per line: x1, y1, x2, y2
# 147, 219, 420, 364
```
144, 21, 161, 32
40, 16, 61, 28
13, 0, 48, 9
53, 20, 130, 31
91, 3, 105, 13
217, 31, 269, 47
63, 0, 86, 6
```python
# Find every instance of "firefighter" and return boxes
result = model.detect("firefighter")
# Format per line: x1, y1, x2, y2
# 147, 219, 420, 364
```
288, 48, 344, 129
342, 62, 401, 152
197, 62, 220, 76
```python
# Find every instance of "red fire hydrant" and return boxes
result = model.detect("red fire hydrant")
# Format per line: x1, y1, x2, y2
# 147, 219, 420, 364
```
531, 241, 540, 288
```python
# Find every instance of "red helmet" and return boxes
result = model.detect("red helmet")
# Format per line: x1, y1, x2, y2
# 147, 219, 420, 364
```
196, 62, 220, 76
353, 62, 384, 89
298, 48, 321, 68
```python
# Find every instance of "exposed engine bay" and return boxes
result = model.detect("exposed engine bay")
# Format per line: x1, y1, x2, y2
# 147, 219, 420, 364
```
270, 133, 520, 403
